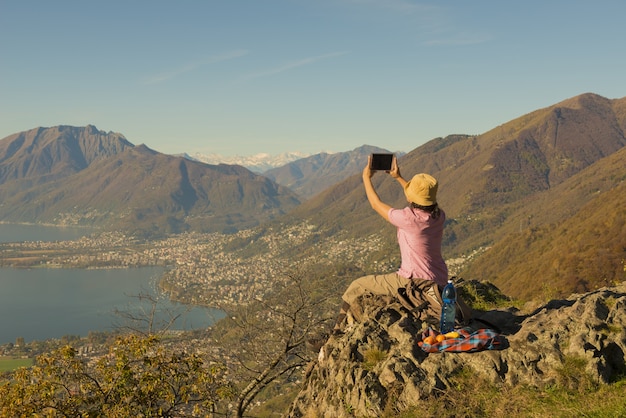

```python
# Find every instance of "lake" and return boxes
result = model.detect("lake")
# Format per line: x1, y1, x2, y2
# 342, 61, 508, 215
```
0, 224, 225, 345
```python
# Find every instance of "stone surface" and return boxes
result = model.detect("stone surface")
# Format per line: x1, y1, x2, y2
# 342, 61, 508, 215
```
287, 282, 626, 418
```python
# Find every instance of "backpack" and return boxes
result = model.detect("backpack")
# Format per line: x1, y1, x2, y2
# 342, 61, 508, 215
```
397, 277, 472, 328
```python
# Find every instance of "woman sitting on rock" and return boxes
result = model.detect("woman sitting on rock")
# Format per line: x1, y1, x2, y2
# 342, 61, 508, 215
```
332, 155, 449, 334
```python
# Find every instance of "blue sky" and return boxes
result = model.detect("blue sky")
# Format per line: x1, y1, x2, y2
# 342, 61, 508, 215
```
1, 1, 625, 157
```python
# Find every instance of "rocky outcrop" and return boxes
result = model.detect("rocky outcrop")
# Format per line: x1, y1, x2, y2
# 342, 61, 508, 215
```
287, 281, 626, 417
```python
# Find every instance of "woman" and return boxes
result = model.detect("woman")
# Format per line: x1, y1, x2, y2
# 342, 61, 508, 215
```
332, 155, 448, 334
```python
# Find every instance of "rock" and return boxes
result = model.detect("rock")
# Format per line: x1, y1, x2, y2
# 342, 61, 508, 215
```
286, 282, 626, 417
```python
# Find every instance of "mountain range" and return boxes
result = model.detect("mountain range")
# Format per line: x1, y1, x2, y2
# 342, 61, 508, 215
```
0, 125, 301, 236
279, 92, 626, 300
262, 145, 397, 199
188, 151, 311, 174
190, 145, 400, 199
1, 92, 624, 301
0, 126, 393, 235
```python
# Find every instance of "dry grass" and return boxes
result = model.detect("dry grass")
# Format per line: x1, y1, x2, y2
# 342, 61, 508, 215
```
388, 363, 626, 418
362, 348, 388, 371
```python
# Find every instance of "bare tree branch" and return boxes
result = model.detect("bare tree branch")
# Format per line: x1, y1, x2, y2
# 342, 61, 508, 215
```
219, 265, 339, 417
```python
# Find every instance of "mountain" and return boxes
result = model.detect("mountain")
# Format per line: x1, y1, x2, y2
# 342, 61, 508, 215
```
1, 93, 624, 300
190, 151, 310, 173
0, 125, 133, 185
279, 93, 626, 301
0, 126, 301, 236
263, 145, 398, 199
460, 145, 626, 301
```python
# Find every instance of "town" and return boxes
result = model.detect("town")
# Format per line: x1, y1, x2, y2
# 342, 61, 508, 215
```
0, 221, 390, 310
0, 221, 392, 378
0, 219, 479, 365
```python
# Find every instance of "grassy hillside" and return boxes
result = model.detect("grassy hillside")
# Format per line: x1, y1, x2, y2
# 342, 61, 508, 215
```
278, 93, 626, 302
461, 150, 626, 301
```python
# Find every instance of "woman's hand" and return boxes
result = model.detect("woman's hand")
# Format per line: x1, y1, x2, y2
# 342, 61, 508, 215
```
390, 156, 400, 178
389, 156, 408, 188
363, 156, 374, 180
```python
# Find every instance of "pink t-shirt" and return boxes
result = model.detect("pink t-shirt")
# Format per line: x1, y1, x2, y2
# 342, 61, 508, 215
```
388, 206, 448, 287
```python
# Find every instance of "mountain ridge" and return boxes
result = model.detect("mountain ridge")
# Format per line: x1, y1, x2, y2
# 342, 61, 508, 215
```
284, 93, 625, 228
1, 94, 624, 417
189, 150, 312, 173
263, 145, 400, 199
0, 126, 301, 236
1, 92, 624, 299
0, 125, 133, 185
276, 92, 626, 300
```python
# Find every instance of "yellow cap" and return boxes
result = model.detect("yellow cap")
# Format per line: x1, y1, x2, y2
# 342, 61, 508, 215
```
403, 173, 438, 206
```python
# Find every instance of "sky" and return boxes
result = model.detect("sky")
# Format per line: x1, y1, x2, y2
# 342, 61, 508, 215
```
1, 1, 626, 157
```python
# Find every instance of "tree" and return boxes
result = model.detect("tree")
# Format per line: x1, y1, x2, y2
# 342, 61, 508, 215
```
0, 334, 234, 417
112, 288, 187, 336
218, 266, 339, 417
1, 289, 235, 417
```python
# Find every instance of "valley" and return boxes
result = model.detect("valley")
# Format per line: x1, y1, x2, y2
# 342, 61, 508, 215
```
0, 223, 401, 310
1, 93, 625, 305
1, 92, 626, 417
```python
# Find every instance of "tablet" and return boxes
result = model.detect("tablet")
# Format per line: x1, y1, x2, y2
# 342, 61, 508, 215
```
370, 153, 394, 171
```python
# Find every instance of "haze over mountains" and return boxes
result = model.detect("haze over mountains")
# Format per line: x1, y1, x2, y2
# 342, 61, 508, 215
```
1, 92, 624, 302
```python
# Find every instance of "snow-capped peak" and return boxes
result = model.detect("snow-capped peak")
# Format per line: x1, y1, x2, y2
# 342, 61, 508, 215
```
190, 151, 312, 173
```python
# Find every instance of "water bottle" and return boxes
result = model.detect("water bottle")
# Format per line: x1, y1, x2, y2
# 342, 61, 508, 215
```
440, 279, 457, 334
